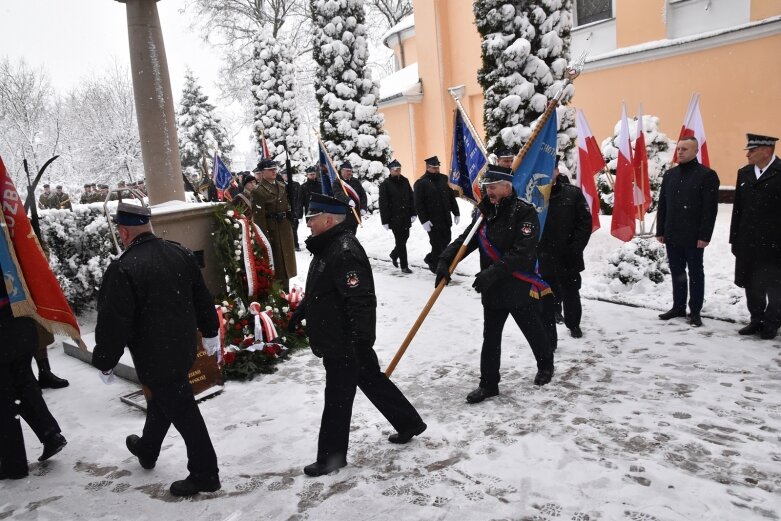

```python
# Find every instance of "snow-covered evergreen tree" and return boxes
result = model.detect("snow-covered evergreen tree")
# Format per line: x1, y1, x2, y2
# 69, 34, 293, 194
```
474, 0, 575, 165
176, 69, 233, 178
597, 115, 675, 215
311, 0, 392, 209
251, 32, 308, 174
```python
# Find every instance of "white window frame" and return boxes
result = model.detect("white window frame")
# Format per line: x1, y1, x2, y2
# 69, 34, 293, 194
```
574, 0, 614, 28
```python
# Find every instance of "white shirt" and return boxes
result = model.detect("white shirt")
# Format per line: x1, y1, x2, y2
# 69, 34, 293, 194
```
755, 155, 778, 179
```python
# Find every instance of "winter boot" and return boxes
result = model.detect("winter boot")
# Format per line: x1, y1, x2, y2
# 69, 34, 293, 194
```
36, 358, 69, 389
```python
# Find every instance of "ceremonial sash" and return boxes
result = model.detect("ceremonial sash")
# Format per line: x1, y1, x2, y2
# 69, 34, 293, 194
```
0, 156, 82, 342
476, 223, 552, 300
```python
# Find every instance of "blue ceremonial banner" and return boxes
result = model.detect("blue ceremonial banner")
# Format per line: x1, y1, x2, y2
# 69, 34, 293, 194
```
212, 154, 232, 191
449, 109, 487, 204
512, 115, 558, 236
318, 142, 339, 196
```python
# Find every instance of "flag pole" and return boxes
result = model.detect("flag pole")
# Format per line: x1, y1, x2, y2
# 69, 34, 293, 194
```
386, 53, 587, 377
315, 133, 362, 226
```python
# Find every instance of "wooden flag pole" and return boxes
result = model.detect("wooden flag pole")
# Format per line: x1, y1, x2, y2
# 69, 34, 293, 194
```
385, 53, 588, 377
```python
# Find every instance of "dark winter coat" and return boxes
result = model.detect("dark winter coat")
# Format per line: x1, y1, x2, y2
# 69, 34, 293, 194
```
655, 159, 720, 246
92, 233, 219, 385
287, 179, 303, 220
440, 192, 539, 310
414, 171, 460, 230
343, 177, 368, 211
301, 178, 323, 214
252, 179, 298, 281
729, 156, 781, 287
300, 222, 376, 358
538, 177, 592, 277
379, 175, 416, 230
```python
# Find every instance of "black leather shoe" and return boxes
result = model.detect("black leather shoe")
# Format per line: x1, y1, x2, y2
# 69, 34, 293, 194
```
390, 253, 398, 268
658, 308, 687, 320
688, 313, 703, 327
388, 422, 427, 444
170, 474, 221, 496
739, 322, 763, 335
0, 469, 28, 480
39, 432, 67, 461
534, 367, 554, 386
760, 326, 778, 340
303, 459, 347, 477
569, 326, 583, 338
126, 435, 156, 470
466, 387, 499, 404
401, 267, 412, 274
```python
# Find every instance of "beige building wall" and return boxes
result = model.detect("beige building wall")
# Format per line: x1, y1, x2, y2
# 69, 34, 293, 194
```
378, 0, 781, 187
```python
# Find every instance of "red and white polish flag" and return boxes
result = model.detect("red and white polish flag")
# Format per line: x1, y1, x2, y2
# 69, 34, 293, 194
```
575, 109, 605, 233
611, 103, 636, 242
677, 93, 709, 167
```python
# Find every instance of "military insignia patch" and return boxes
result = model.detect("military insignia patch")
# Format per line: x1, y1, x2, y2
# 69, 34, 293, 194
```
520, 222, 533, 236
345, 271, 360, 288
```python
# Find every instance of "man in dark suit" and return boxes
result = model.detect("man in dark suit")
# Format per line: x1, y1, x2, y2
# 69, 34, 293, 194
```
379, 159, 416, 273
414, 156, 460, 272
289, 193, 426, 476
655, 136, 720, 327
92, 203, 222, 497
730, 133, 781, 339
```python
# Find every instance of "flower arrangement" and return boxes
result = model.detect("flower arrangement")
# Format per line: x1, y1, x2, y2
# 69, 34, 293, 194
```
212, 205, 308, 381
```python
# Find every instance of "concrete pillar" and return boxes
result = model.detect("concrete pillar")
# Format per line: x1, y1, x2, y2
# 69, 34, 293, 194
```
116, 0, 184, 205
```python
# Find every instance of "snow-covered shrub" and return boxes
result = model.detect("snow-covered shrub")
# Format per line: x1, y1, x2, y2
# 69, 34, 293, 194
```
597, 115, 675, 215
474, 0, 575, 167
251, 32, 308, 173
38, 205, 115, 314
312, 0, 392, 210
606, 237, 669, 285
177, 69, 233, 178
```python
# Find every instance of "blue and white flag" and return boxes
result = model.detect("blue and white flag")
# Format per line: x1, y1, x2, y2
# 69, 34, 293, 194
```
213, 154, 232, 190
449, 108, 487, 204
512, 115, 558, 236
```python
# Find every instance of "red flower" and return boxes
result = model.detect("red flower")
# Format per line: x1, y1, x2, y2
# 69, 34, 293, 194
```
224, 352, 236, 364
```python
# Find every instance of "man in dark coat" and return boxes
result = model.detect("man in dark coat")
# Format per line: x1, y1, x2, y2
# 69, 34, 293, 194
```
414, 156, 460, 272
339, 162, 368, 234
379, 159, 416, 273
289, 193, 426, 476
655, 136, 720, 327
300, 166, 323, 215
284, 170, 304, 251
436, 166, 555, 404
92, 203, 222, 497
730, 133, 781, 339
538, 168, 592, 338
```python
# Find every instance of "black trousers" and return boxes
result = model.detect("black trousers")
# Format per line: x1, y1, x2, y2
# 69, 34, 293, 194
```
545, 272, 583, 330
290, 218, 300, 248
666, 244, 705, 313
390, 227, 410, 269
317, 348, 423, 465
137, 379, 218, 478
1, 316, 58, 476
424, 227, 451, 270
744, 262, 781, 328
479, 305, 553, 391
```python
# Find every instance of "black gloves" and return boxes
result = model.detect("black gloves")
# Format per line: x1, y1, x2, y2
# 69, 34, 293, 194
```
435, 262, 451, 288
472, 266, 501, 293
287, 304, 305, 333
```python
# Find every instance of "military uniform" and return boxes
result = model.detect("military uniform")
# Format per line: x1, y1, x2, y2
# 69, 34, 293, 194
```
414, 156, 460, 272
252, 177, 297, 284
379, 160, 416, 272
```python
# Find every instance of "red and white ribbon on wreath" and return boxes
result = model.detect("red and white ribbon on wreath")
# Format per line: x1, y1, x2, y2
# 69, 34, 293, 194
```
215, 304, 226, 363
251, 221, 274, 274
280, 287, 303, 310
238, 218, 259, 299
249, 301, 278, 343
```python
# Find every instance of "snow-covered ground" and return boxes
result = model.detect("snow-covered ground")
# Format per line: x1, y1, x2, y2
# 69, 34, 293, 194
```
4, 201, 779, 520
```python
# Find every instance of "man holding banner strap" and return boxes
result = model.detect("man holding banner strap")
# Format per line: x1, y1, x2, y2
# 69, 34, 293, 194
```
435, 165, 555, 404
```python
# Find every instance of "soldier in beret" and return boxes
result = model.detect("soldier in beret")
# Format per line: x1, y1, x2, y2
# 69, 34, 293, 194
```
92, 203, 222, 496
730, 133, 781, 339
288, 193, 426, 476
251, 159, 297, 290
